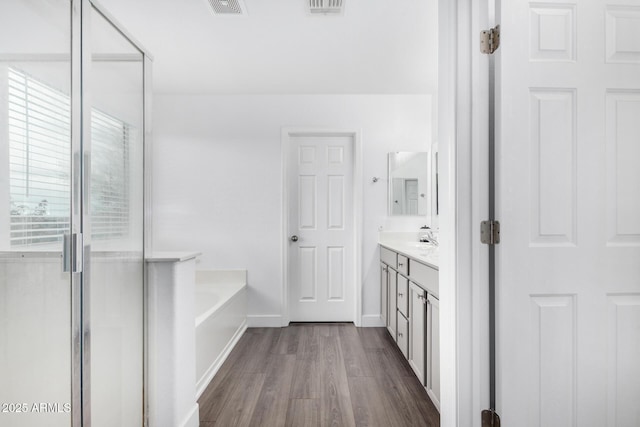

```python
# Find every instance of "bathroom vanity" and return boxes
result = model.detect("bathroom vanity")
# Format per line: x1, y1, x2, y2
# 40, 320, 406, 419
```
379, 239, 440, 411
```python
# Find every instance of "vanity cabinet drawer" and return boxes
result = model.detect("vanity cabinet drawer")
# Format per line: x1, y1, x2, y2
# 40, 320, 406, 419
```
380, 246, 397, 269
397, 275, 409, 317
397, 312, 409, 358
397, 255, 409, 276
410, 260, 439, 297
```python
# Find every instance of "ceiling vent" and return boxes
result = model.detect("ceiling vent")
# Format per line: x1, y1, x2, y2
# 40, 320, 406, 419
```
207, 0, 247, 15
308, 0, 344, 15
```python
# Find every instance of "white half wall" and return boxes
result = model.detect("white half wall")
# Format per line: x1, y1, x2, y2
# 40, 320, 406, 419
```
152, 94, 433, 322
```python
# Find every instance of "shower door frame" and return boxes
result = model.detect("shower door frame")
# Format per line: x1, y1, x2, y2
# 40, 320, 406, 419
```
70, 1, 153, 425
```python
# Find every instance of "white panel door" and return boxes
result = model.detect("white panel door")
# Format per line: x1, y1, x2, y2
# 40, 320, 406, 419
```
289, 135, 354, 321
496, 0, 640, 425
405, 179, 419, 215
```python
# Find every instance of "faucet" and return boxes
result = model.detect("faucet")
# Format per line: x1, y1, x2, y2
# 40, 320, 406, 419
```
419, 225, 439, 246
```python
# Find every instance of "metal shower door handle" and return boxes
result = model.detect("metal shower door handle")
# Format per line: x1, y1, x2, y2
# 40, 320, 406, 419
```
63, 233, 83, 273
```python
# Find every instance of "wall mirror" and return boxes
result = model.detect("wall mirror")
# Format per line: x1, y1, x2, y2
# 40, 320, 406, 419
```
388, 149, 438, 217
388, 151, 429, 216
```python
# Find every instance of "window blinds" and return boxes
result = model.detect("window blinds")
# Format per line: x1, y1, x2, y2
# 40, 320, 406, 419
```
8, 67, 131, 246
8, 68, 71, 246
90, 110, 130, 240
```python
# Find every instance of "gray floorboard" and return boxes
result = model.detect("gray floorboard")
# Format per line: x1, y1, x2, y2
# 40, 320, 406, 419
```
198, 324, 440, 427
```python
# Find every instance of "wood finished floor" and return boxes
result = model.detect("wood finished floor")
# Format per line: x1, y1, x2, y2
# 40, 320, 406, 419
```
198, 323, 440, 427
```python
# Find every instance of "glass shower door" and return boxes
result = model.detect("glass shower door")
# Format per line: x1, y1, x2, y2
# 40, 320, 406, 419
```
0, 1, 148, 426
86, 5, 145, 427
0, 1, 74, 426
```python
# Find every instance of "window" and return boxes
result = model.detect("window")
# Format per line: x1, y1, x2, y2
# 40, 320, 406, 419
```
89, 110, 130, 240
8, 67, 132, 246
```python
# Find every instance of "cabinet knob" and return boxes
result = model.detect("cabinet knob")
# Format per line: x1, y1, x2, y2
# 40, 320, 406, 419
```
398, 293, 403, 297
398, 332, 403, 337
398, 262, 404, 267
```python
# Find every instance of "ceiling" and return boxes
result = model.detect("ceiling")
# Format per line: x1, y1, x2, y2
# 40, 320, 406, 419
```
99, 0, 438, 94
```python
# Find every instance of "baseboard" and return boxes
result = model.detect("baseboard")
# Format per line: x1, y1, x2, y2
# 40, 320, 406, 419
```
360, 314, 385, 327
195, 319, 247, 399
247, 314, 283, 327
248, 314, 382, 327
179, 403, 199, 427
426, 388, 441, 413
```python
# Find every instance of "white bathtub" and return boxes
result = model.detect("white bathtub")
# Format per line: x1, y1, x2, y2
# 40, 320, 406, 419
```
194, 270, 247, 398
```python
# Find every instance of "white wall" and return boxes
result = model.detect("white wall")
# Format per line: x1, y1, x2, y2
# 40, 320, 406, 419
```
152, 94, 434, 322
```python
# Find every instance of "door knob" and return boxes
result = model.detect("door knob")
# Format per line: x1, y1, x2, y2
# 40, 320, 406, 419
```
290, 235, 299, 242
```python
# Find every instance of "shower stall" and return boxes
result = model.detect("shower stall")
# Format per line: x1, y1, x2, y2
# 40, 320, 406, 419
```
0, 0, 150, 426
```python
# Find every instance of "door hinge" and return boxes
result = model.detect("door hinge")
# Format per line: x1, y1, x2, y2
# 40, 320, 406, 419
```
481, 220, 500, 245
480, 25, 500, 54
482, 409, 501, 427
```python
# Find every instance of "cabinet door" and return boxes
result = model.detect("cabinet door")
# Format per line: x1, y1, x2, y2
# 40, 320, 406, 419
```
426, 294, 440, 411
397, 275, 409, 317
409, 282, 426, 385
387, 269, 397, 340
380, 263, 388, 327
397, 312, 409, 358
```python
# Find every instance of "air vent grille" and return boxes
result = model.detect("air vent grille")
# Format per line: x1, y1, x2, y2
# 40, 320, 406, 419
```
309, 0, 344, 14
207, 0, 245, 15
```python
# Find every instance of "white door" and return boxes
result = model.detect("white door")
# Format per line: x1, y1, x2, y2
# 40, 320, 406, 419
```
288, 134, 354, 322
496, 0, 640, 425
405, 179, 419, 214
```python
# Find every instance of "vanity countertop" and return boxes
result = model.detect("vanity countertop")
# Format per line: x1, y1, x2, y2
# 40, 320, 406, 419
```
146, 251, 202, 263
379, 232, 439, 270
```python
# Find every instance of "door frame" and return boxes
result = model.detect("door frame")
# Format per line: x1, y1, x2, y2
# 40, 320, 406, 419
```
438, 0, 491, 426
281, 128, 363, 327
